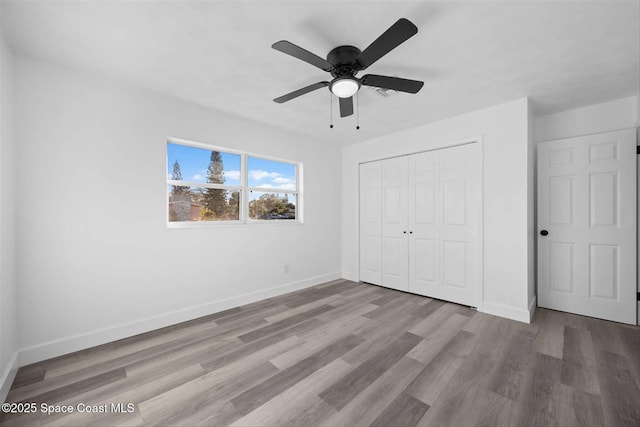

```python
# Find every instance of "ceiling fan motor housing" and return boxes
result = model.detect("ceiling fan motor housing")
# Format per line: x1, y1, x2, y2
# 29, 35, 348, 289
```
327, 45, 362, 78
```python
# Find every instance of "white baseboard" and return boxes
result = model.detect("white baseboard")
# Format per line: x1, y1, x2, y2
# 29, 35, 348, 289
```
0, 351, 19, 404
19, 272, 340, 366
482, 300, 534, 324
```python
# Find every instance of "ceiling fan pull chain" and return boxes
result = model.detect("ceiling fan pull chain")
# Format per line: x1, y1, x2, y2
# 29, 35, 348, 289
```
356, 92, 360, 130
329, 93, 334, 129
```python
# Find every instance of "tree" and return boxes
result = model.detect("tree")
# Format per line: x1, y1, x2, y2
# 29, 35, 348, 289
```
227, 191, 240, 219
203, 151, 227, 214
248, 193, 295, 219
170, 160, 189, 198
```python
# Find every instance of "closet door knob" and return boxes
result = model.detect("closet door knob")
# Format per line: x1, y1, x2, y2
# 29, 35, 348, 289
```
540, 230, 549, 236
409, 231, 413, 234
403, 231, 407, 234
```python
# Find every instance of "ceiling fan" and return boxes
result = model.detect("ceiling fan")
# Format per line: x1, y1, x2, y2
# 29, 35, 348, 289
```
272, 18, 424, 118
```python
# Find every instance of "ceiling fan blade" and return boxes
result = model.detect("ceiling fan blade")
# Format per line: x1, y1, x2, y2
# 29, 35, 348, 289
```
355, 18, 418, 70
273, 81, 329, 103
361, 74, 424, 94
272, 40, 334, 72
339, 96, 354, 117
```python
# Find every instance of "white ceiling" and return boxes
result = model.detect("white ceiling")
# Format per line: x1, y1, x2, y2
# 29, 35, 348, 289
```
1, 0, 638, 145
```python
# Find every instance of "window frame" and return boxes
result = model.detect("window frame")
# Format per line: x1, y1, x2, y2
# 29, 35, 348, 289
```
166, 137, 303, 228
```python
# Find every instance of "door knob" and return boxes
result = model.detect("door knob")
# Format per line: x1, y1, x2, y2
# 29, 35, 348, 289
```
409, 231, 413, 234
540, 230, 549, 236
403, 231, 407, 234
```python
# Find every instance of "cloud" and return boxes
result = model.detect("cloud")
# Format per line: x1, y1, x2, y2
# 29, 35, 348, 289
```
272, 176, 293, 184
255, 183, 296, 191
225, 170, 241, 181
192, 173, 203, 181
249, 169, 281, 181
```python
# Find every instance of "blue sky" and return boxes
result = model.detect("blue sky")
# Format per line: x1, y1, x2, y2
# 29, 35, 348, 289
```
167, 142, 296, 191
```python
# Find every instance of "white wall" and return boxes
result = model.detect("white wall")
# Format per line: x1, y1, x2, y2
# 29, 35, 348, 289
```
342, 98, 533, 322
0, 23, 18, 402
534, 96, 639, 142
527, 102, 536, 313
15, 56, 342, 364
535, 95, 639, 324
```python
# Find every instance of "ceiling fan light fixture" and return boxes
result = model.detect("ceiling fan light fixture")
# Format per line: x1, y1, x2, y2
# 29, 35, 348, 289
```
330, 77, 360, 98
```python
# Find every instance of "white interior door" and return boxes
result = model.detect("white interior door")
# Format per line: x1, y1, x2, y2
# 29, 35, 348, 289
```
538, 129, 636, 324
382, 157, 409, 291
409, 144, 481, 306
359, 161, 382, 285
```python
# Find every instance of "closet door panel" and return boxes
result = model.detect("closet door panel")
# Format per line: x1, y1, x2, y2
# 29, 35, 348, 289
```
409, 151, 440, 295
359, 162, 382, 285
382, 157, 409, 291
438, 144, 481, 306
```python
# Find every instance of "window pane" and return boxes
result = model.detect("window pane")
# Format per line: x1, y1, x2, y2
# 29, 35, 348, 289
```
248, 157, 296, 190
248, 192, 296, 220
168, 185, 240, 222
167, 143, 241, 185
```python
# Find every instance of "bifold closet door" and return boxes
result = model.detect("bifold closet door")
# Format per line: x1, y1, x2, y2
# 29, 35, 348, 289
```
359, 161, 383, 285
408, 144, 481, 306
359, 143, 481, 305
381, 157, 409, 291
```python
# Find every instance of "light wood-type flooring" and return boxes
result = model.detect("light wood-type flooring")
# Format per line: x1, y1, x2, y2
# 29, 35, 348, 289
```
1, 280, 639, 427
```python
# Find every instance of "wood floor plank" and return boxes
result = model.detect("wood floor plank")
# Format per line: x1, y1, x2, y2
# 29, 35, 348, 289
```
10, 365, 46, 390
0, 369, 128, 426
236, 304, 333, 343
269, 315, 370, 371
573, 389, 605, 427
422, 387, 515, 427
486, 329, 535, 401
23, 368, 127, 405
136, 335, 301, 423
596, 350, 640, 427
415, 333, 514, 426
617, 325, 640, 388
370, 392, 430, 427
199, 326, 308, 372
139, 361, 279, 425
314, 290, 382, 322
409, 303, 467, 338
320, 356, 426, 427
407, 313, 471, 365
405, 330, 476, 405
369, 290, 406, 306
209, 303, 289, 326
45, 364, 206, 427
342, 313, 424, 366
560, 326, 600, 394
44, 316, 220, 377
531, 310, 565, 359
513, 352, 564, 426
230, 334, 364, 415
2, 280, 639, 427
319, 332, 422, 410
124, 337, 239, 378
263, 294, 342, 323
411, 299, 445, 319
364, 293, 420, 320
230, 358, 351, 427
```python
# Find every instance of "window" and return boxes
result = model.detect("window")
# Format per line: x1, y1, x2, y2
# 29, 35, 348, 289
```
248, 156, 297, 221
167, 139, 301, 225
